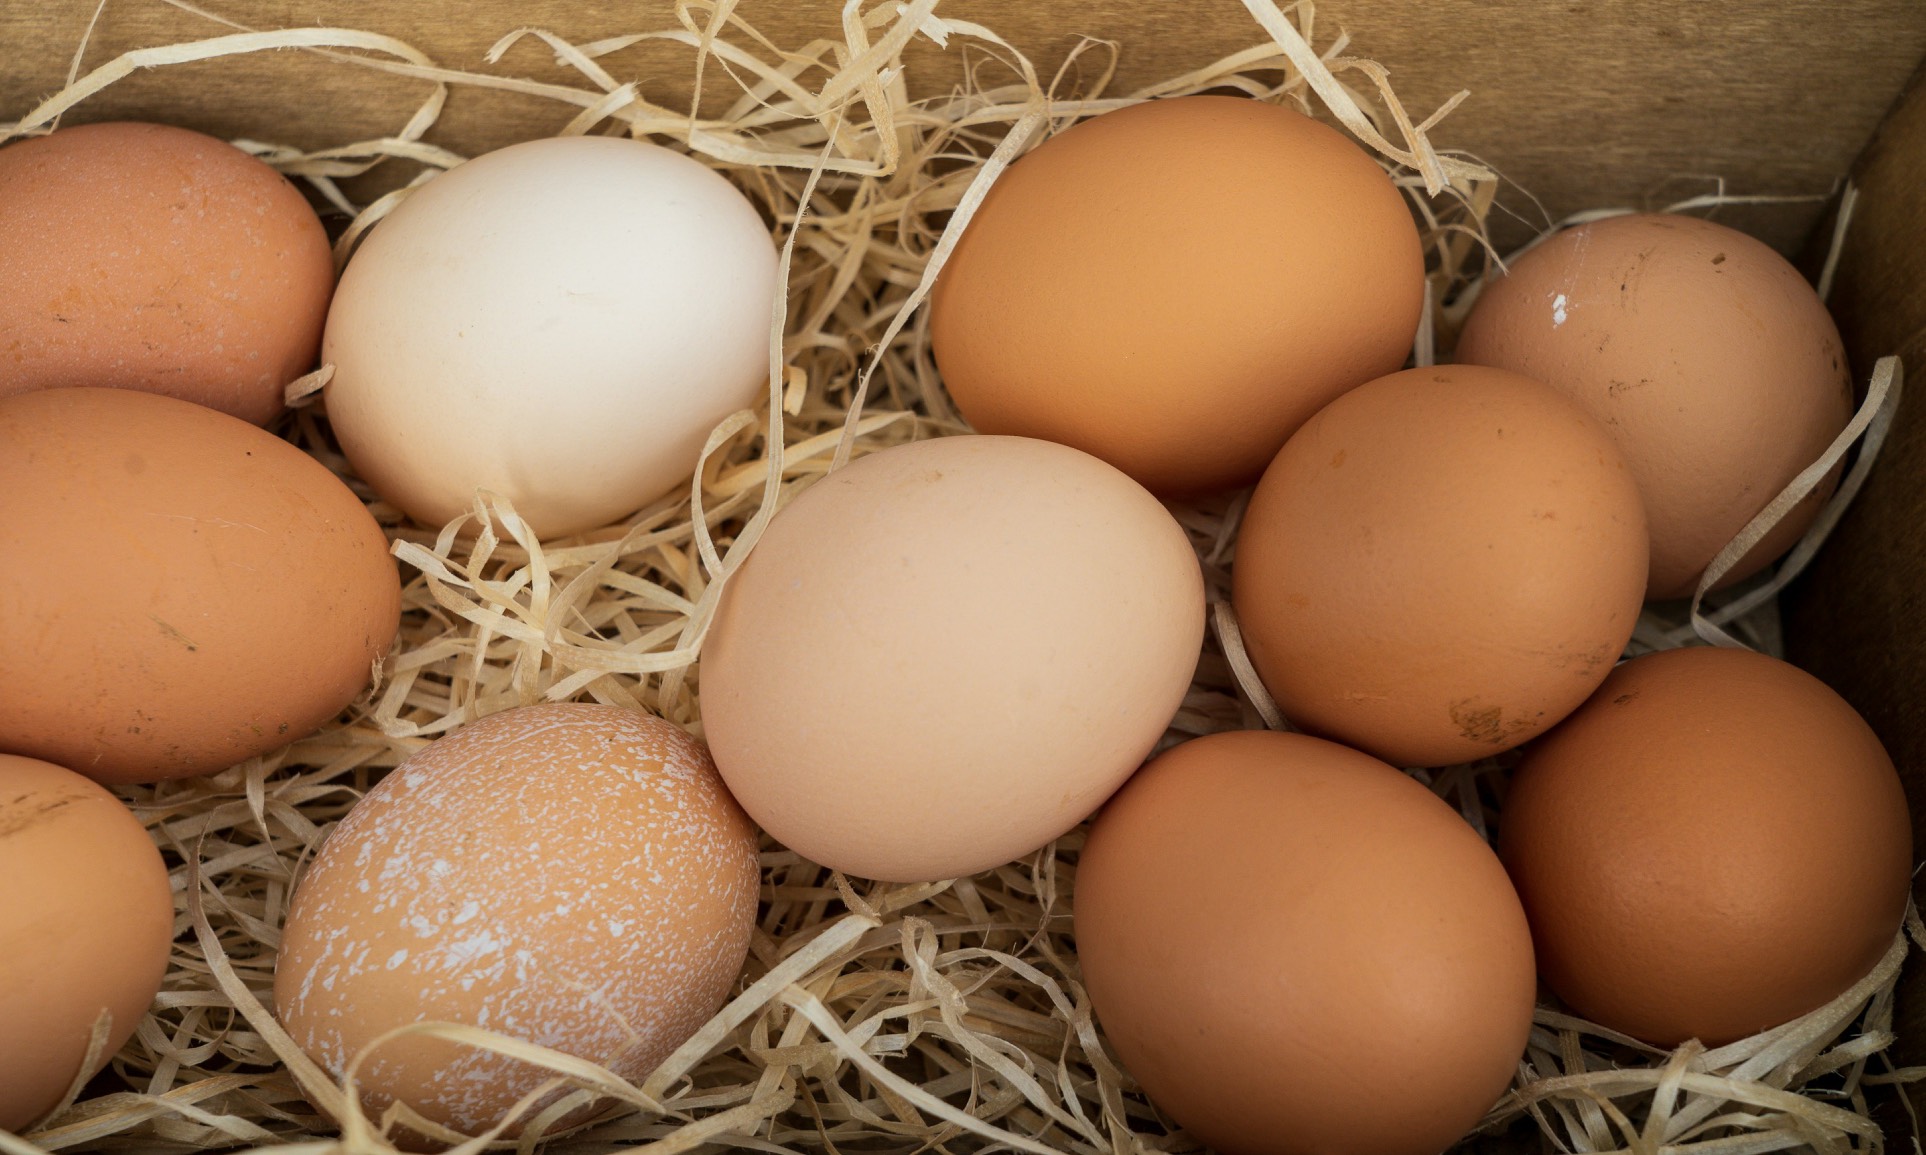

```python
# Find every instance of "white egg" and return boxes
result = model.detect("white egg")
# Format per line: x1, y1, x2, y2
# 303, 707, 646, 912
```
322, 135, 778, 538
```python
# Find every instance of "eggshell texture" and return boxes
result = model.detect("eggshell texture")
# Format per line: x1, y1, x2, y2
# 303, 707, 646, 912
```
1076, 730, 1536, 1155
930, 95, 1424, 497
701, 435, 1205, 883
323, 135, 779, 539
0, 753, 175, 1132
0, 121, 334, 426
274, 704, 760, 1138
1232, 365, 1649, 767
1455, 213, 1853, 598
0, 388, 399, 783
1498, 646, 1911, 1046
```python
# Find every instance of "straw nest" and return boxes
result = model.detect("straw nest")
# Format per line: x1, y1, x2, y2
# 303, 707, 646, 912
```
0, 1, 1912, 1152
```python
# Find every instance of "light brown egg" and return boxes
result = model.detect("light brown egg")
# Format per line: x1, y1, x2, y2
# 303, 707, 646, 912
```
275, 704, 760, 1140
0, 122, 334, 426
1232, 365, 1648, 767
0, 388, 399, 783
700, 434, 1204, 883
1076, 730, 1536, 1155
930, 95, 1424, 497
1455, 213, 1853, 598
0, 753, 175, 1132
1498, 646, 1911, 1047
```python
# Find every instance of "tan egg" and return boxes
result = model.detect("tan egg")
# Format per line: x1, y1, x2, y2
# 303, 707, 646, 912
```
1076, 730, 1536, 1155
1232, 365, 1649, 767
700, 434, 1205, 883
0, 122, 334, 426
274, 704, 760, 1140
0, 388, 399, 783
0, 753, 175, 1132
1455, 213, 1853, 598
1498, 646, 1911, 1046
930, 95, 1424, 497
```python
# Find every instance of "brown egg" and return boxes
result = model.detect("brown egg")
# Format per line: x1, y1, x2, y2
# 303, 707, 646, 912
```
1232, 365, 1648, 767
0, 753, 175, 1132
275, 704, 760, 1140
700, 435, 1205, 883
1455, 213, 1853, 598
930, 95, 1424, 497
0, 388, 399, 783
1076, 730, 1535, 1155
1498, 646, 1911, 1046
0, 121, 334, 426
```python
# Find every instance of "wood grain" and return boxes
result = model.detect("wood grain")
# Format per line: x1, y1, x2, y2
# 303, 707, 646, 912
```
1783, 57, 1926, 1108
4, 0, 1925, 251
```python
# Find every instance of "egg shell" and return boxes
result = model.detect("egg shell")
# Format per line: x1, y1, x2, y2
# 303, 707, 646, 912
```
1232, 365, 1649, 767
1498, 646, 1912, 1046
1455, 213, 1854, 598
274, 703, 760, 1139
0, 121, 334, 426
930, 94, 1424, 497
700, 434, 1205, 883
0, 388, 399, 783
322, 135, 779, 539
1075, 729, 1536, 1155
0, 753, 175, 1132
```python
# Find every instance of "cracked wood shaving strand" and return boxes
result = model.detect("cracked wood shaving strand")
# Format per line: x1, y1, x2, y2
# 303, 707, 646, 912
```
0, 0, 1911, 1152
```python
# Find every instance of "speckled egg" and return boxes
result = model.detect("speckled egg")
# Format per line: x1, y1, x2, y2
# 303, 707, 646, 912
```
1455, 213, 1853, 598
1499, 646, 1911, 1046
0, 122, 334, 425
274, 703, 760, 1140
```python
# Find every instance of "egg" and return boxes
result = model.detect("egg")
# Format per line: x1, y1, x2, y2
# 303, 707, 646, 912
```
1455, 213, 1853, 598
322, 135, 779, 539
700, 434, 1204, 883
1076, 730, 1536, 1155
1498, 646, 1911, 1046
0, 122, 334, 426
1232, 365, 1648, 767
930, 95, 1424, 497
0, 753, 175, 1132
0, 388, 399, 783
274, 703, 759, 1139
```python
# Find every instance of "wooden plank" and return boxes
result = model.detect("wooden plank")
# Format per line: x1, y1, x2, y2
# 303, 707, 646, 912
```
1782, 58, 1926, 1100
3, 0, 1924, 252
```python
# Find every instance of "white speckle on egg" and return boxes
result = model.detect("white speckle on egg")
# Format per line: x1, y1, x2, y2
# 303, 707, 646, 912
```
273, 703, 759, 1138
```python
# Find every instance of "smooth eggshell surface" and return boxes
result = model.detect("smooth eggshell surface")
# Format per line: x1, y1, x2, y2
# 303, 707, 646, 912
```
0, 121, 334, 425
1075, 730, 1536, 1155
931, 95, 1424, 497
274, 703, 760, 1139
700, 435, 1205, 883
323, 135, 778, 539
0, 753, 175, 1132
1499, 646, 1911, 1046
1232, 365, 1649, 767
0, 388, 399, 783
1455, 213, 1853, 598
